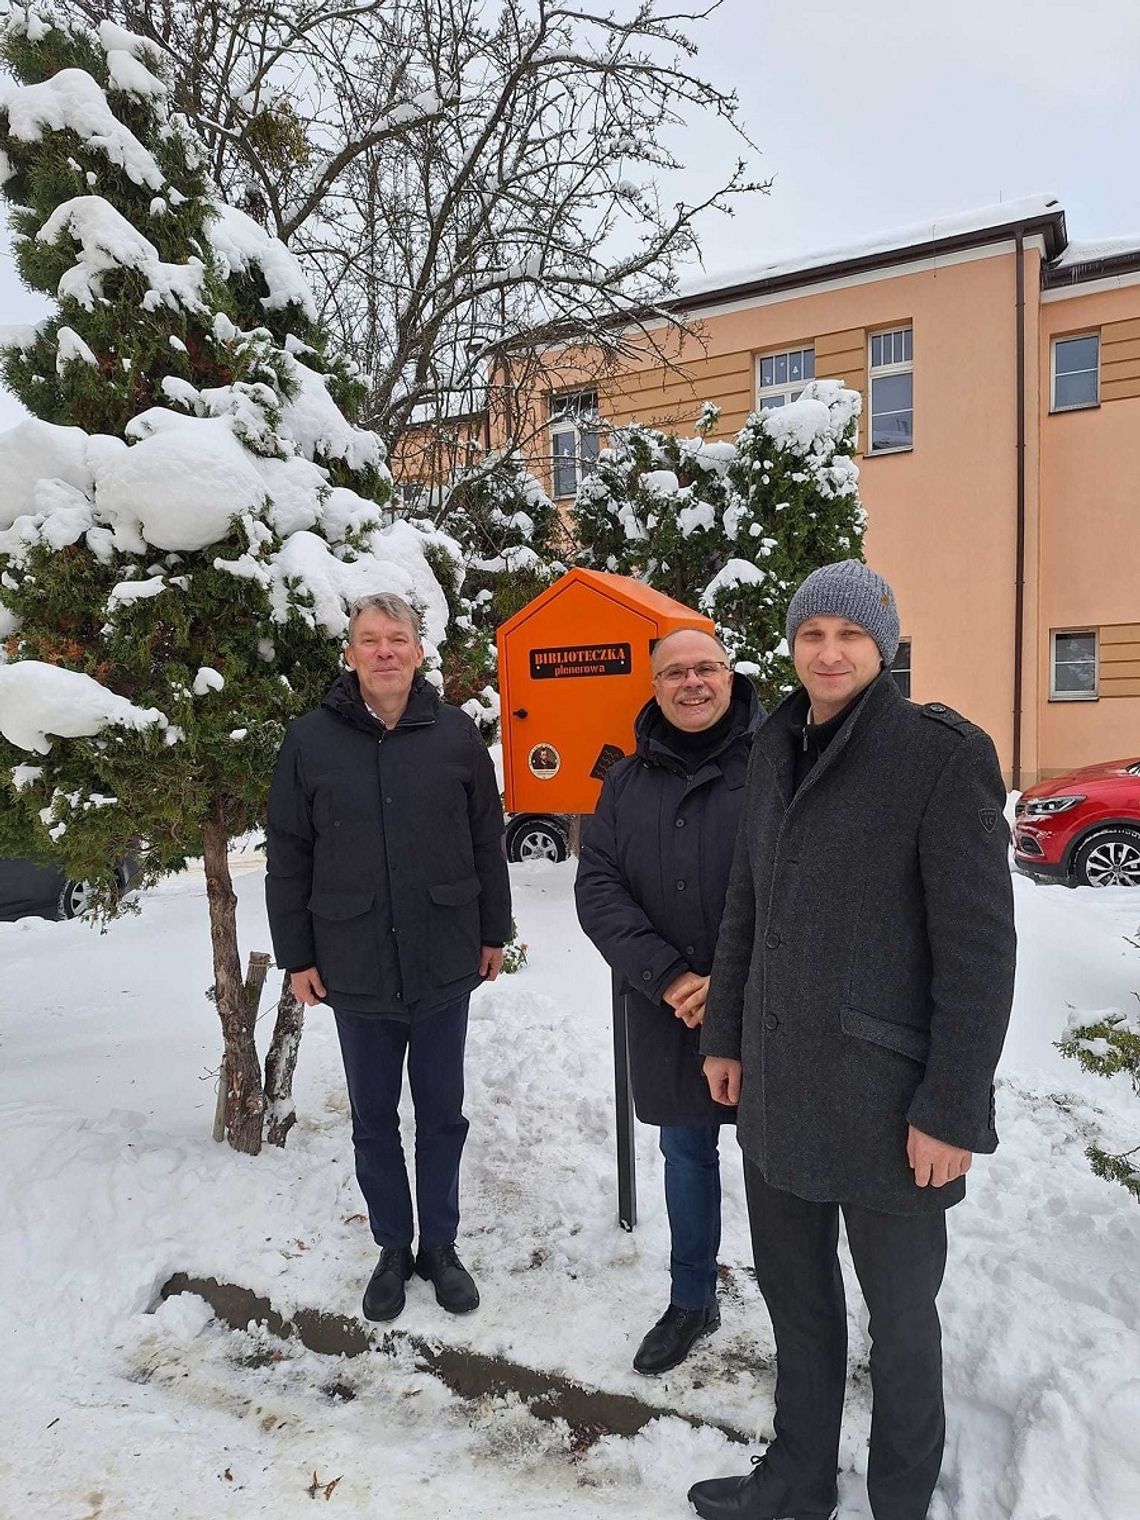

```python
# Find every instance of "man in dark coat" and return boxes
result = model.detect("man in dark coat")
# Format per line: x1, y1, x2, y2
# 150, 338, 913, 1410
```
688, 562, 1015, 1520
575, 627, 762, 1375
266, 592, 511, 1322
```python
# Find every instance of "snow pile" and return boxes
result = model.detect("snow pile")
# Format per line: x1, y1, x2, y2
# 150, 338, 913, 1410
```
207, 204, 316, 319
37, 195, 206, 312
96, 413, 267, 551
0, 659, 167, 753
700, 557, 769, 608
751, 380, 861, 480
0, 418, 91, 525
2, 66, 165, 189
279, 355, 384, 473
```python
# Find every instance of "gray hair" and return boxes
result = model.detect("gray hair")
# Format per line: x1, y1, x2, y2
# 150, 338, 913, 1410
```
347, 592, 422, 642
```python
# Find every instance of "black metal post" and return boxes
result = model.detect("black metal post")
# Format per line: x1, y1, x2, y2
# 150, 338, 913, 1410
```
611, 968, 637, 1230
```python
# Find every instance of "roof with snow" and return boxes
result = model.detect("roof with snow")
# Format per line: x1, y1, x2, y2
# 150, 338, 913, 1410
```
668, 196, 1140, 311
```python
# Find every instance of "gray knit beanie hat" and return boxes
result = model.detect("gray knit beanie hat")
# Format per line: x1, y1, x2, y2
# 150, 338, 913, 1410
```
785, 560, 900, 666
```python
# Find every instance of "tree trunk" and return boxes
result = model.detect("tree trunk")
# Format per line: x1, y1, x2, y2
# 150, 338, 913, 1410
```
264, 972, 306, 1148
201, 810, 264, 1154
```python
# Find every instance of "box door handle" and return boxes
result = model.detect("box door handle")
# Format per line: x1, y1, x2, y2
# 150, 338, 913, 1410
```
512, 708, 528, 718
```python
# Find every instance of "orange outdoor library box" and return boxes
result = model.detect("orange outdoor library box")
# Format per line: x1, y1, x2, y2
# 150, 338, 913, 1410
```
497, 568, 716, 816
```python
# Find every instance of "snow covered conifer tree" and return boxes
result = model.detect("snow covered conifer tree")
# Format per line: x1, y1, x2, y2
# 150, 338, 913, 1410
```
440, 454, 563, 734
0, 8, 452, 1153
574, 382, 865, 709
709, 380, 865, 705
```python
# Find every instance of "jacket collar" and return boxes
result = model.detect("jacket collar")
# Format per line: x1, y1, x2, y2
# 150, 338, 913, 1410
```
757, 666, 900, 806
634, 672, 761, 777
323, 670, 440, 736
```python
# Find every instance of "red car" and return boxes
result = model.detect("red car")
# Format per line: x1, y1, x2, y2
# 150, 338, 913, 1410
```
1014, 756, 1140, 887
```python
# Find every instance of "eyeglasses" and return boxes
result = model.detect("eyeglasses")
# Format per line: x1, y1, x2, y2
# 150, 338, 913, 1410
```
652, 660, 730, 686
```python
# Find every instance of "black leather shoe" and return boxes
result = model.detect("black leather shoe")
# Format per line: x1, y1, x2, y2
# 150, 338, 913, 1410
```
687, 1455, 837, 1520
633, 1302, 720, 1375
362, 1246, 414, 1322
415, 1242, 479, 1314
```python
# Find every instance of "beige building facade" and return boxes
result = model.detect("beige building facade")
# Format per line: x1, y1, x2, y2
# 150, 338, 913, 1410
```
530, 196, 1140, 786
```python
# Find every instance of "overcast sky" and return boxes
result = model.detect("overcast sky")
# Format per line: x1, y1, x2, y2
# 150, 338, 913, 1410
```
2, 0, 1138, 427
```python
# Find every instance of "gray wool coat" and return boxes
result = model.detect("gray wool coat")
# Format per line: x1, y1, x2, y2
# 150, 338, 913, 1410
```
700, 670, 1016, 1215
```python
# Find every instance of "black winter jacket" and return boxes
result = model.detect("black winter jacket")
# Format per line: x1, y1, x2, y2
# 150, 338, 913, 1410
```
701, 670, 1016, 1213
265, 672, 511, 1017
575, 677, 762, 1124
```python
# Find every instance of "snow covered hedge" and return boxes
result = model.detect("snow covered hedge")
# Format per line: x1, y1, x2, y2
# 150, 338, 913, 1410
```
573, 383, 866, 707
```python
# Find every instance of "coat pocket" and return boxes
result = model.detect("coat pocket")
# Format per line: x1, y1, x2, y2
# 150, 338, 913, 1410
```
427, 877, 482, 908
426, 876, 482, 984
840, 1004, 931, 1065
308, 889, 380, 993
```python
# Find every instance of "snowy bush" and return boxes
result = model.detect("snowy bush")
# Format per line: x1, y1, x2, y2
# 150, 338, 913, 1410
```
0, 8, 454, 1152
438, 454, 565, 736
1057, 1000, 1140, 1202
573, 381, 866, 708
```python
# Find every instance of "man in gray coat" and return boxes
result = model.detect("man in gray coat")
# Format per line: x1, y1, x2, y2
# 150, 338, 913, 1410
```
688, 562, 1015, 1520
266, 593, 510, 1323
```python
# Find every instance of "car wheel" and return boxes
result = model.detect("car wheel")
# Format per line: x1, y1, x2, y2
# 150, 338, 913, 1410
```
506, 816, 569, 863
57, 877, 94, 919
1072, 827, 1140, 888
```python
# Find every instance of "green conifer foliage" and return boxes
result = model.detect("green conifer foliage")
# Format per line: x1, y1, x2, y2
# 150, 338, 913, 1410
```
0, 9, 449, 1152
573, 382, 866, 710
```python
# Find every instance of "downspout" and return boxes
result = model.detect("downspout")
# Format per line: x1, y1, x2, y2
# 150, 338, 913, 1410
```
1012, 227, 1026, 791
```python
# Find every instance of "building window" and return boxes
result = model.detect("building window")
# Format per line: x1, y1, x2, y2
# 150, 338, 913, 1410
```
756, 346, 815, 409
550, 391, 600, 499
890, 639, 911, 699
869, 327, 913, 453
1052, 334, 1099, 412
1051, 630, 1097, 700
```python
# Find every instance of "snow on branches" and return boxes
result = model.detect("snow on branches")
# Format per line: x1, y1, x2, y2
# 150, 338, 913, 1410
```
0, 7, 453, 870
573, 381, 867, 708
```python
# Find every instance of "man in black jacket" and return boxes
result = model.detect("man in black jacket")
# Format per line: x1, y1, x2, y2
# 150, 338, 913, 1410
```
689, 561, 1015, 1520
266, 593, 511, 1322
576, 627, 761, 1375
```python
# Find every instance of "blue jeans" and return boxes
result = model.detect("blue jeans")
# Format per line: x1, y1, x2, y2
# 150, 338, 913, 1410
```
333, 997, 470, 1248
659, 1123, 722, 1309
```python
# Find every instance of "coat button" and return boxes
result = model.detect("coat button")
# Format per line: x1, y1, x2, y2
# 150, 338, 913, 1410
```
676, 880, 686, 891
765, 930, 781, 950
642, 970, 652, 981
685, 945, 695, 956
385, 796, 393, 803
764, 1013, 779, 1031
675, 817, 686, 828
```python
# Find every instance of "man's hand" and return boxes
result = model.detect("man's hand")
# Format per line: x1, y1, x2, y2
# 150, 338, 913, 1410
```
479, 946, 505, 981
663, 970, 708, 1027
290, 967, 327, 1007
907, 1124, 973, 1188
703, 1056, 742, 1106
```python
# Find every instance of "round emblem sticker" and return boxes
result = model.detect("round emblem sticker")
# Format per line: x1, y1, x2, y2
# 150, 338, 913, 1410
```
528, 743, 561, 780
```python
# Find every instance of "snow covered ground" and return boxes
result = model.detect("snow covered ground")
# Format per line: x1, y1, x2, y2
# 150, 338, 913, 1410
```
1, 859, 1139, 1520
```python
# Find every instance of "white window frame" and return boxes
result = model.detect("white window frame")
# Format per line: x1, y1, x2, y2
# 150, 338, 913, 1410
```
755, 345, 816, 409
868, 326, 914, 455
890, 638, 912, 700
1050, 628, 1098, 701
1051, 332, 1100, 413
549, 390, 600, 499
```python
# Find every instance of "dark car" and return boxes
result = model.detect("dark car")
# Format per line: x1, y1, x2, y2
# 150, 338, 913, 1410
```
504, 813, 571, 863
0, 857, 132, 921
1014, 757, 1140, 887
